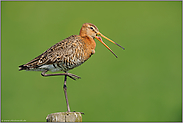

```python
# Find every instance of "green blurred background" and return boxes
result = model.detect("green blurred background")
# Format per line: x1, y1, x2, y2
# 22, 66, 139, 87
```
1, 1, 182, 122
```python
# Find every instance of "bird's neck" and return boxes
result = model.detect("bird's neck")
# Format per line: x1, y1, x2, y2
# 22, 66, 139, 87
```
79, 29, 96, 49
79, 27, 87, 37
82, 36, 96, 49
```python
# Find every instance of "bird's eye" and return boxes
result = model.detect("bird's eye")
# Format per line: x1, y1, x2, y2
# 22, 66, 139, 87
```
90, 27, 94, 30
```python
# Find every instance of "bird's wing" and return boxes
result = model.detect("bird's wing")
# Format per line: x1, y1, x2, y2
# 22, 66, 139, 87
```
19, 35, 84, 70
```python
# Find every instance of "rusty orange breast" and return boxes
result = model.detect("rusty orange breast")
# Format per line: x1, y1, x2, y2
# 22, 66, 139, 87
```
81, 36, 96, 61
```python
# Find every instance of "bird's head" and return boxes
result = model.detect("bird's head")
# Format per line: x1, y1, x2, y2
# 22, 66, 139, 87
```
80, 23, 125, 58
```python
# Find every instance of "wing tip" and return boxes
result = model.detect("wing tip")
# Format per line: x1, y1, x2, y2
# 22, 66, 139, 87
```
19, 65, 28, 71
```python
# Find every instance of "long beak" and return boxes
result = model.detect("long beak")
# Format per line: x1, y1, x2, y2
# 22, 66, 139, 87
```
95, 32, 125, 58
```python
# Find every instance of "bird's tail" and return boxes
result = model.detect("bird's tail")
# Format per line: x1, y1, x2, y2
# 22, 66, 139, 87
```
19, 65, 28, 71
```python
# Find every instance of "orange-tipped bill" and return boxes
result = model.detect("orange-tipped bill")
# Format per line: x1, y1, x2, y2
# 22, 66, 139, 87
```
95, 32, 125, 58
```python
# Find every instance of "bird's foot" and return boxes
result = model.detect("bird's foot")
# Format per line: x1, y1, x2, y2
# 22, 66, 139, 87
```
41, 70, 81, 80
67, 73, 81, 80
73, 111, 84, 115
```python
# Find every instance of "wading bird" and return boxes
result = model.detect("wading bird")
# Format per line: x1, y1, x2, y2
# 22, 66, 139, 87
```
19, 23, 125, 112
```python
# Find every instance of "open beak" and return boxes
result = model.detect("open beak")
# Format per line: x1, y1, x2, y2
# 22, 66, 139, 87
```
95, 32, 125, 58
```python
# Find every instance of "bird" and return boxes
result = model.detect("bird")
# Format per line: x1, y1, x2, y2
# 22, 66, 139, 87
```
19, 23, 125, 112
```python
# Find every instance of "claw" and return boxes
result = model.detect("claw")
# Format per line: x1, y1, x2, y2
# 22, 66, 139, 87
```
80, 112, 85, 115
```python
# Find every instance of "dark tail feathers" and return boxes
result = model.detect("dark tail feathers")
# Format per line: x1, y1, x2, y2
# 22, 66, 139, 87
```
19, 65, 28, 71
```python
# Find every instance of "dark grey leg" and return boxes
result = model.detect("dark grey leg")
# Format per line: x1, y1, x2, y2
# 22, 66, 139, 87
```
63, 75, 70, 112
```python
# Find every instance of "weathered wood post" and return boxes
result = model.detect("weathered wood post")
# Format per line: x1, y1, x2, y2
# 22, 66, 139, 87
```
46, 112, 83, 122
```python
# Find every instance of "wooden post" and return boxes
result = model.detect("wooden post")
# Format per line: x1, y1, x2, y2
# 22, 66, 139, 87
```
46, 112, 82, 122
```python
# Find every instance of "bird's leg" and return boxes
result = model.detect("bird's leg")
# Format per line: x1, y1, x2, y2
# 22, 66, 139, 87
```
63, 74, 71, 112
41, 70, 81, 80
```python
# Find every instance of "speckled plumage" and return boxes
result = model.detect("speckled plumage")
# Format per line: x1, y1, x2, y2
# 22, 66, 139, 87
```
19, 34, 93, 72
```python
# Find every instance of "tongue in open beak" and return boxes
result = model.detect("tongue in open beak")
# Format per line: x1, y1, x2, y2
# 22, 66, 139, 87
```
96, 36, 103, 42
